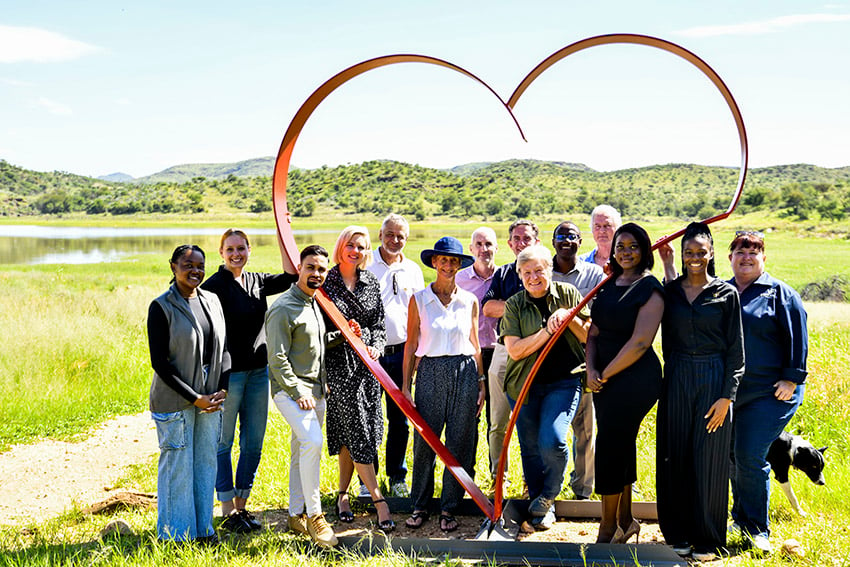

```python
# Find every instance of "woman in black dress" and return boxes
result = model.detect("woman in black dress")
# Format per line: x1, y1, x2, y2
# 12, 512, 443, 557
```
586, 223, 664, 544
656, 222, 744, 561
323, 225, 393, 532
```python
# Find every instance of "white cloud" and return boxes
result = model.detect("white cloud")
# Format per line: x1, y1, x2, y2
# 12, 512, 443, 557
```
35, 97, 72, 115
0, 25, 99, 63
675, 13, 850, 38
1, 77, 34, 87
115, 97, 131, 106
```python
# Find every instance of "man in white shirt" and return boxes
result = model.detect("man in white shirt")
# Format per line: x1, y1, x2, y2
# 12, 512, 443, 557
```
551, 221, 604, 500
455, 227, 499, 476
366, 213, 425, 497
579, 205, 622, 269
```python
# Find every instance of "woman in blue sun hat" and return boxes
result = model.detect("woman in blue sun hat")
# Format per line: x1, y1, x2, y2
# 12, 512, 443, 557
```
402, 236, 486, 533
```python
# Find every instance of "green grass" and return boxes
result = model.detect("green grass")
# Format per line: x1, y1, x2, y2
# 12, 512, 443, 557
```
1, 217, 849, 565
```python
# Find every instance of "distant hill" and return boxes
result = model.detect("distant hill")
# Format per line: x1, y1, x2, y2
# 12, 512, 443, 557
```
98, 172, 134, 182
1, 157, 848, 221
136, 156, 277, 184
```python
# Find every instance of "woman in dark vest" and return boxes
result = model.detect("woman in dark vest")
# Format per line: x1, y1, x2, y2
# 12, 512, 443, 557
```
147, 244, 230, 543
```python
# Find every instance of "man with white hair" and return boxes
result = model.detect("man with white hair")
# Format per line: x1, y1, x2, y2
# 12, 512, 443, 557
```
579, 205, 622, 269
367, 213, 425, 497
455, 227, 499, 474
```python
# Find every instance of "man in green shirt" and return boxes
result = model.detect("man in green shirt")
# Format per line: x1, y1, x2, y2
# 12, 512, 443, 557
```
266, 245, 337, 547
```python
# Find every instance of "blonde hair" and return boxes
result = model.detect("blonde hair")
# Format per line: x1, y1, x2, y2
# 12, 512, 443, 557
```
220, 228, 250, 250
332, 225, 372, 269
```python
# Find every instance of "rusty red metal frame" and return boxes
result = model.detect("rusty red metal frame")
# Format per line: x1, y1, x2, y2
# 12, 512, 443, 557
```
492, 33, 748, 518
271, 35, 748, 524
272, 55, 526, 521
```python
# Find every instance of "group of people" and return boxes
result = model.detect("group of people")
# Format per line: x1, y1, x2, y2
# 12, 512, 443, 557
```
146, 206, 808, 561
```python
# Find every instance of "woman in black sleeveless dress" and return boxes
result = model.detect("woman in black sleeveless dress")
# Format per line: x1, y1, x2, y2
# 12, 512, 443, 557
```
586, 223, 664, 544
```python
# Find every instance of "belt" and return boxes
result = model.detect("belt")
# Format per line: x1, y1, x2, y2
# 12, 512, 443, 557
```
384, 343, 405, 356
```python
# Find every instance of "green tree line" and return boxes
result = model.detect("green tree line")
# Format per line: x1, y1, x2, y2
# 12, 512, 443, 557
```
2, 158, 849, 221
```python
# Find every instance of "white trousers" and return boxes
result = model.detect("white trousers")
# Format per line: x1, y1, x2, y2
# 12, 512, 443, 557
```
273, 391, 326, 517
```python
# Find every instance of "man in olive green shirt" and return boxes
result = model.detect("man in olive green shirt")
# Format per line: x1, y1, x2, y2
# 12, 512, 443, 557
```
266, 245, 338, 547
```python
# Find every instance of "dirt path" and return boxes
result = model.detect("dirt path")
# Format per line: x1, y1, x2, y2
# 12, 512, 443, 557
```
0, 412, 158, 526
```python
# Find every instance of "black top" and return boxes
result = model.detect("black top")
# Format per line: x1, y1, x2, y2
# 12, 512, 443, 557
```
201, 265, 297, 371
147, 301, 231, 403
662, 276, 745, 401
591, 275, 664, 369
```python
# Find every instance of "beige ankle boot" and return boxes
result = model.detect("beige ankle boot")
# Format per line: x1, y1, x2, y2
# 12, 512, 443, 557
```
307, 513, 338, 547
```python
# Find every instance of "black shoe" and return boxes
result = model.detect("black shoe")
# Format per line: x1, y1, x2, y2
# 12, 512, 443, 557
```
220, 512, 252, 534
372, 498, 395, 533
237, 509, 262, 531
196, 532, 220, 546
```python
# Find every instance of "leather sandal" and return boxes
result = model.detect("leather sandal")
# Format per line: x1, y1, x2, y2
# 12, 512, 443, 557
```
372, 498, 395, 533
439, 513, 458, 533
337, 491, 354, 523
405, 510, 429, 529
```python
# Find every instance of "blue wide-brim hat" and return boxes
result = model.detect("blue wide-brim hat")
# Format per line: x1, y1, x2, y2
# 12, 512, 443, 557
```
420, 236, 474, 269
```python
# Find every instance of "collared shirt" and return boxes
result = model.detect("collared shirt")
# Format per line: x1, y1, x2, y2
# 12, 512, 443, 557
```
500, 282, 590, 402
456, 263, 498, 349
578, 248, 598, 265
413, 284, 477, 358
552, 257, 605, 299
662, 276, 745, 401
367, 247, 425, 346
265, 285, 327, 401
729, 272, 808, 395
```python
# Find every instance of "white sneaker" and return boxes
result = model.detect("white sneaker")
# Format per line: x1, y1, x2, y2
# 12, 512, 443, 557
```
390, 481, 410, 498
692, 550, 717, 562
357, 483, 371, 498
748, 533, 772, 554
671, 543, 692, 556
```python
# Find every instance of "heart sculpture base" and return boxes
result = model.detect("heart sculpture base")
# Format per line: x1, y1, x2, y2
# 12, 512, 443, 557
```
272, 33, 748, 524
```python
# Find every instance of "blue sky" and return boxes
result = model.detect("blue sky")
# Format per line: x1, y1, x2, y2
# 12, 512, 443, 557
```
1, 1, 849, 178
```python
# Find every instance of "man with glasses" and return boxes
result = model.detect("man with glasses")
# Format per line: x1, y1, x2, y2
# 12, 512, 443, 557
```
367, 213, 425, 497
580, 205, 622, 269
551, 221, 604, 500
481, 219, 540, 491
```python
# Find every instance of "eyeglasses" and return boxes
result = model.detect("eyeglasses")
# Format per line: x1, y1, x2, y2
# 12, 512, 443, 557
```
553, 233, 580, 243
391, 272, 398, 295
735, 230, 764, 238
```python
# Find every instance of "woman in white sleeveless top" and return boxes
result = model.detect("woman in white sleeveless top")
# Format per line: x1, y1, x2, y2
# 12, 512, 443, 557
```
402, 237, 485, 533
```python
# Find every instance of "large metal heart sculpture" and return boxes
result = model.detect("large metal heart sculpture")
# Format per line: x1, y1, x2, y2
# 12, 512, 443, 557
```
271, 34, 748, 523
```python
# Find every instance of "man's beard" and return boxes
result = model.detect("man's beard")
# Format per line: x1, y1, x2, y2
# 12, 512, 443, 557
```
306, 279, 322, 289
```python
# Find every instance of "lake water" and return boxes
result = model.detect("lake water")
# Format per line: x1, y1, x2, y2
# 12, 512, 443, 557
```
0, 225, 333, 265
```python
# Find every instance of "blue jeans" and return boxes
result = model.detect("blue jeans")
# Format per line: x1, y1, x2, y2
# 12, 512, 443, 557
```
509, 379, 582, 501
153, 406, 221, 541
380, 349, 408, 484
731, 383, 804, 537
215, 367, 270, 502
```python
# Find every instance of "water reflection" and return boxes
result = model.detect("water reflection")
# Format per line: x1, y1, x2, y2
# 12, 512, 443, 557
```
0, 225, 331, 265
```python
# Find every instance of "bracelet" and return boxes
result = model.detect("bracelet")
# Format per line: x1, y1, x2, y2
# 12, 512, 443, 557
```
544, 327, 553, 336
478, 375, 486, 382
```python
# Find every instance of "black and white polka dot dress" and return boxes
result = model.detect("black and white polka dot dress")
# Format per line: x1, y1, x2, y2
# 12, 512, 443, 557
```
323, 266, 387, 464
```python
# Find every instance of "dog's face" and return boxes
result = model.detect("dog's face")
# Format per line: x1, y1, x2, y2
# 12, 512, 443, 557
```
794, 444, 827, 485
